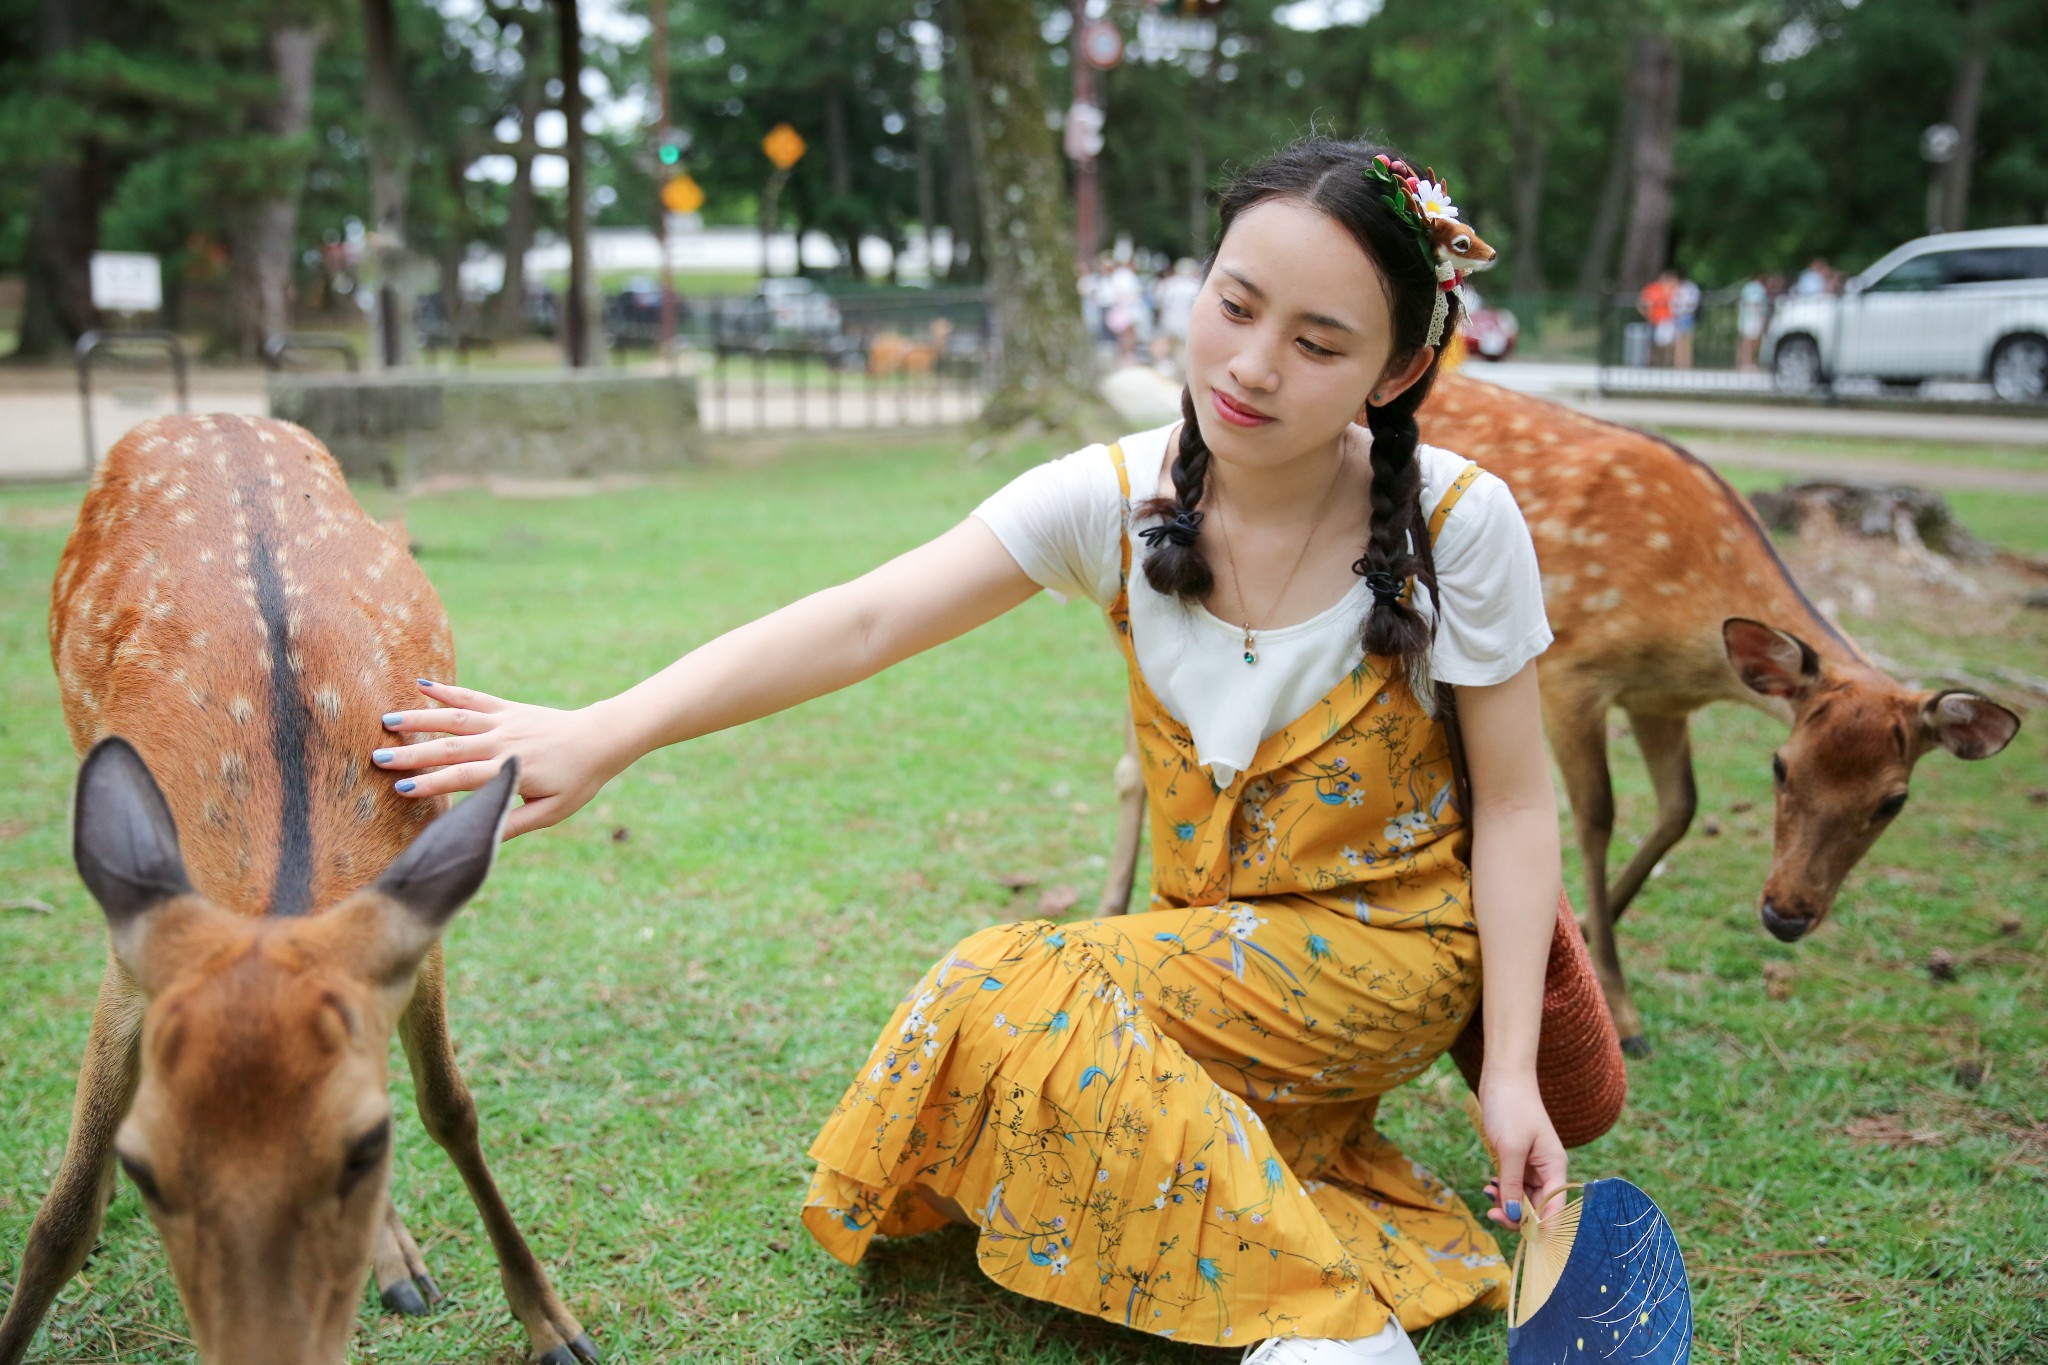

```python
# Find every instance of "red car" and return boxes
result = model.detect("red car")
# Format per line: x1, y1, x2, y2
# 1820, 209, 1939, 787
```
1461, 287, 1519, 361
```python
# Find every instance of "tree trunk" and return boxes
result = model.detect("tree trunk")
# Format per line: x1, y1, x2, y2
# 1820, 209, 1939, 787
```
939, 0, 982, 281
953, 0, 1102, 431
486, 14, 545, 336
1185, 71, 1208, 256
1935, 0, 1991, 233
225, 22, 326, 359
556, 0, 590, 366
1496, 57, 1548, 296
1615, 31, 1679, 292
1575, 74, 1636, 301
13, 0, 108, 359
363, 0, 413, 367
913, 90, 938, 277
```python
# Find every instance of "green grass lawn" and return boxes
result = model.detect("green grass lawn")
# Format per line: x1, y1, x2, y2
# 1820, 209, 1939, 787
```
1, 432, 2043, 1363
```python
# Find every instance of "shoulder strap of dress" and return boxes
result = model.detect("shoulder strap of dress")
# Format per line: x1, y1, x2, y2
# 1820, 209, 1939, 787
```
1109, 441, 1132, 583
1427, 461, 1484, 546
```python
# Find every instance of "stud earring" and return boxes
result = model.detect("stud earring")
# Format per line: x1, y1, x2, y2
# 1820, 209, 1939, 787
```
1371, 391, 1382, 403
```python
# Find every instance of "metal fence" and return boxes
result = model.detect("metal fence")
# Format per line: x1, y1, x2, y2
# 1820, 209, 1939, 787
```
608, 286, 996, 434
1595, 283, 2048, 405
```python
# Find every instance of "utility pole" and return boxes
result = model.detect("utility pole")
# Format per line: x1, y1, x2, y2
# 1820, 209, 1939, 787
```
1070, 0, 1100, 270
557, 0, 590, 367
650, 0, 676, 362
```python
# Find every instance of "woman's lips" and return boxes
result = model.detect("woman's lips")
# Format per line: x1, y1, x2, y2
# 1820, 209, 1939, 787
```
1210, 390, 1274, 427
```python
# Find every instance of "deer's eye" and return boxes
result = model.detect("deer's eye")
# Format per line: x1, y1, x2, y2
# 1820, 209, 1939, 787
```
1771, 753, 1788, 789
340, 1119, 391, 1196
1874, 792, 1909, 823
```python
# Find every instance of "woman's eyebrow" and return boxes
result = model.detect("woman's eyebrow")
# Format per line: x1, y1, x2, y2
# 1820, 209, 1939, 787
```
1220, 268, 1357, 335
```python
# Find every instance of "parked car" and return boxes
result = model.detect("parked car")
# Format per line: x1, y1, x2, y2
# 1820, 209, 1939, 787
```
1459, 287, 1519, 361
1761, 225, 2048, 402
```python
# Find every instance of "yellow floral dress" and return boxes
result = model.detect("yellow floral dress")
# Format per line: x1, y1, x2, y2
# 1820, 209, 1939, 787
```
803, 446, 1505, 1345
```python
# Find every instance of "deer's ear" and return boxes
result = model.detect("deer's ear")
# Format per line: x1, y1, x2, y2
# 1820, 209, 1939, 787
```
1920, 690, 2019, 760
1723, 618, 1821, 701
74, 738, 194, 971
364, 759, 519, 978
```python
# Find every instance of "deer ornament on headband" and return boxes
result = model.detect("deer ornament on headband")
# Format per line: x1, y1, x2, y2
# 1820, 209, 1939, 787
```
1364, 154, 1496, 348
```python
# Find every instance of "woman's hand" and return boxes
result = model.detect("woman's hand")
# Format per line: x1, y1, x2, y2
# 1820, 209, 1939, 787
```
374, 680, 629, 838
1479, 1069, 1567, 1232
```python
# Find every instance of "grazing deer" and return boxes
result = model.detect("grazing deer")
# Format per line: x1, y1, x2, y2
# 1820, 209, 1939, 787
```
2, 415, 597, 1365
1097, 374, 2020, 1054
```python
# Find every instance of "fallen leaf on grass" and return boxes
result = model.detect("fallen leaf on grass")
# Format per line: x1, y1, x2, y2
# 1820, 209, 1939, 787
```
1927, 947, 1959, 981
999, 872, 1038, 892
1846, 1115, 1949, 1148
1, 897, 54, 915
1761, 960, 1794, 1002
1038, 885, 1079, 915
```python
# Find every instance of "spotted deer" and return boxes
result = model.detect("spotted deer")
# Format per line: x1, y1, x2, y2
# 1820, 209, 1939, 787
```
2, 415, 597, 1365
1098, 373, 2020, 1054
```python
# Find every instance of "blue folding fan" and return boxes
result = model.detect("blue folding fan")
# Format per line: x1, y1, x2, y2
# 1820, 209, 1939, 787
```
1506, 1179, 1693, 1364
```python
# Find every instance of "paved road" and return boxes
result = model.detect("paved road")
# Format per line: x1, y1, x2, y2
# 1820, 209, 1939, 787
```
0, 384, 267, 480
2, 363, 2044, 483
1466, 363, 2048, 447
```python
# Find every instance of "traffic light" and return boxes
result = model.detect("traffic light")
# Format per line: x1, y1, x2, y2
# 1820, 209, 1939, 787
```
657, 129, 691, 167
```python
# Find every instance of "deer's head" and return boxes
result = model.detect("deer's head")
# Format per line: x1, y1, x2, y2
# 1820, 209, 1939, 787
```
1723, 619, 2019, 942
72, 738, 518, 1365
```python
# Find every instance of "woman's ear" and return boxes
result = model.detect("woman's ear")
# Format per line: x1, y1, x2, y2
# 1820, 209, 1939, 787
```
1359, 346, 1436, 421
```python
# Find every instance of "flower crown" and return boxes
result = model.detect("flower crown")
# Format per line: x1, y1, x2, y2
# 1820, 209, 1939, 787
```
1363, 153, 1495, 348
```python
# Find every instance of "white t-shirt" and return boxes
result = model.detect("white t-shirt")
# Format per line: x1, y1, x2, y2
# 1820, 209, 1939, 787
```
972, 423, 1553, 787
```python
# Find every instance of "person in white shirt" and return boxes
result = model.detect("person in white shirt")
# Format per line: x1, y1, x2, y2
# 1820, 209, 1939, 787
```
371, 138, 1565, 1365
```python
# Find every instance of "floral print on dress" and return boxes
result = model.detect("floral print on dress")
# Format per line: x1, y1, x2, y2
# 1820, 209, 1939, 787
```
803, 453, 1503, 1345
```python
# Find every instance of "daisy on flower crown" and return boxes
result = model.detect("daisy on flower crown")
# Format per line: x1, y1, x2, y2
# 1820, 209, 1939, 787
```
1362, 153, 1493, 348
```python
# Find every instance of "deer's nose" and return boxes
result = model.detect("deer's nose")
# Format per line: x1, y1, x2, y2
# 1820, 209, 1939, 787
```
1759, 898, 1811, 943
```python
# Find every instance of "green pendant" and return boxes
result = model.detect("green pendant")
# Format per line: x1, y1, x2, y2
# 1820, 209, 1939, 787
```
1242, 624, 1257, 665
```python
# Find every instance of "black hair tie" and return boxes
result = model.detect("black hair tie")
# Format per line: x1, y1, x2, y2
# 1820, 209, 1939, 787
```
1361, 569, 1405, 605
1138, 509, 1204, 549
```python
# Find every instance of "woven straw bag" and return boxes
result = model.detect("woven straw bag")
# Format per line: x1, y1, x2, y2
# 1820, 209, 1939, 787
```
1446, 889, 1627, 1149
1435, 684, 1628, 1150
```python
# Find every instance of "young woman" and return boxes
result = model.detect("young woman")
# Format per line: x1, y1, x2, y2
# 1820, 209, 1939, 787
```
372, 139, 1566, 1364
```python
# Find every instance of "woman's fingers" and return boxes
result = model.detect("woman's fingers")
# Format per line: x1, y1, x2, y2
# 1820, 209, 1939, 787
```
372, 734, 499, 772
1488, 1134, 1533, 1229
413, 678, 504, 711
386, 757, 508, 802
381, 706, 495, 737
503, 792, 570, 840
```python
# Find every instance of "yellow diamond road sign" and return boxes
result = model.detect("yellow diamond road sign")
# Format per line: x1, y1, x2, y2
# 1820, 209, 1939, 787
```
661, 173, 705, 216
762, 122, 806, 170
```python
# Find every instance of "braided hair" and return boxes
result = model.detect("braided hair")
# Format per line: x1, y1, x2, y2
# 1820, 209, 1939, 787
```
1137, 138, 1464, 690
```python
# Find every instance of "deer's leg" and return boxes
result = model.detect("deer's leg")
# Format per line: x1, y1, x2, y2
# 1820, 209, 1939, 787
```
369, 1197, 443, 1315
1606, 710, 1697, 924
1097, 708, 1145, 918
0, 958, 145, 1365
397, 947, 597, 1365
1545, 694, 1650, 1056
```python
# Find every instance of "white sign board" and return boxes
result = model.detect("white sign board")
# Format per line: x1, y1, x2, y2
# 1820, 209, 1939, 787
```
90, 252, 163, 313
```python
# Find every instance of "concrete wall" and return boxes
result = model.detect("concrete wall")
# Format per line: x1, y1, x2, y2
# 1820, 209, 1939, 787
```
268, 370, 699, 483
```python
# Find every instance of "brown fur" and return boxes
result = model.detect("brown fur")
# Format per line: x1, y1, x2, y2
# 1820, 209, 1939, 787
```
5, 415, 594, 1365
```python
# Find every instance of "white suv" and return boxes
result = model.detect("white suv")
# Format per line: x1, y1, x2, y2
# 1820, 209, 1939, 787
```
1762, 225, 2048, 402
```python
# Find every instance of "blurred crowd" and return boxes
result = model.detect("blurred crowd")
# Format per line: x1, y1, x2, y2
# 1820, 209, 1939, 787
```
1077, 252, 1203, 376
1636, 256, 1845, 372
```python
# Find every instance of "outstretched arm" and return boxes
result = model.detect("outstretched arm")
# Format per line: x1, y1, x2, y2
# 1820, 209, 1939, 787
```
1456, 659, 1567, 1230
375, 516, 1040, 836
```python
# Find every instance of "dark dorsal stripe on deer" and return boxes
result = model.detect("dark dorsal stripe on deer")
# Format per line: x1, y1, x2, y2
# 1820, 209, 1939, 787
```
250, 523, 317, 917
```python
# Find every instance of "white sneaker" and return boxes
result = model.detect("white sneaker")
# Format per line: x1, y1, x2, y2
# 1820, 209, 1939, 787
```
1240, 1317, 1422, 1364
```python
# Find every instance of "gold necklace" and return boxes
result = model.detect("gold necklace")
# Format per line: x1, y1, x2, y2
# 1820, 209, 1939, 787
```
1210, 454, 1349, 666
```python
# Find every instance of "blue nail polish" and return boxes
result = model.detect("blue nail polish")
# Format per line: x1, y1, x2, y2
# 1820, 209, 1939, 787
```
417, 678, 437, 688
381, 713, 403, 729
373, 749, 394, 765
395, 779, 416, 794
1506, 1200, 1522, 1222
